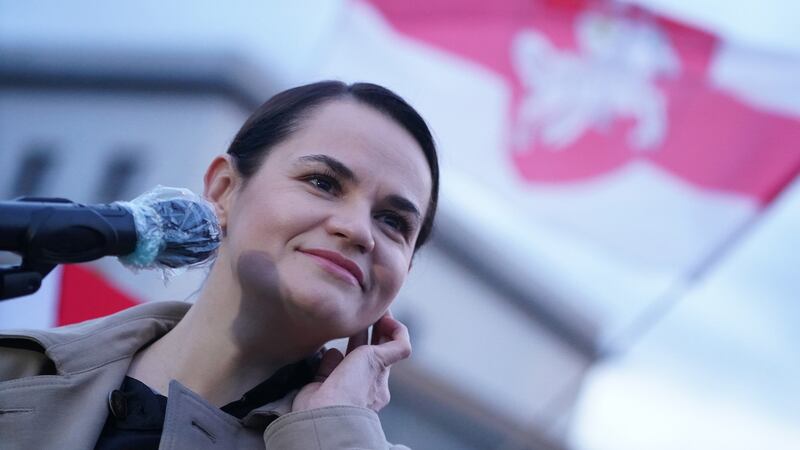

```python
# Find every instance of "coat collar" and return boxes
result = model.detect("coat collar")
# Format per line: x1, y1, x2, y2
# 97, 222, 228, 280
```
0, 300, 313, 430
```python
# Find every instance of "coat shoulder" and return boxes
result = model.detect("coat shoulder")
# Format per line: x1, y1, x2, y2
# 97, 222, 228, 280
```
0, 301, 190, 380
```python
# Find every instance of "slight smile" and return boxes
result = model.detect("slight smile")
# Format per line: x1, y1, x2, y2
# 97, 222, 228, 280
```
299, 248, 365, 290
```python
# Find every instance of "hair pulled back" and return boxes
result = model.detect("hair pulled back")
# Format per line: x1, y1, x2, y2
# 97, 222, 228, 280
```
227, 81, 439, 251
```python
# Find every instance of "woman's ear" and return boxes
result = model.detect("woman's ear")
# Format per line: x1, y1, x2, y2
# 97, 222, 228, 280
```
204, 155, 239, 233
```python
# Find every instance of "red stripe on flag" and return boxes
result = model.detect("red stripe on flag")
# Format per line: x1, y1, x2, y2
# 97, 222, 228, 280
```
58, 264, 140, 326
368, 0, 800, 202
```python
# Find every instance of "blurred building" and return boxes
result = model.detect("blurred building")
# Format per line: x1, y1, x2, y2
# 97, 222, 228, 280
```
0, 31, 592, 450
5, 1, 798, 449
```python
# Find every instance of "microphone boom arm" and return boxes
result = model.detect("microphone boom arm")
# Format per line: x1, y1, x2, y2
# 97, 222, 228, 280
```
0, 197, 138, 301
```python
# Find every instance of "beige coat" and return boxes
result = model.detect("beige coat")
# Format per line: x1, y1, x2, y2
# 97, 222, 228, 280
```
0, 301, 408, 449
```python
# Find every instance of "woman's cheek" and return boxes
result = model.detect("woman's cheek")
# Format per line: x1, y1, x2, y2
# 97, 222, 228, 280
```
374, 259, 406, 307
236, 251, 283, 298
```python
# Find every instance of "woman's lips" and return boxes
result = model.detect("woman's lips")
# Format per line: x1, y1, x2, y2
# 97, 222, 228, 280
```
300, 248, 365, 289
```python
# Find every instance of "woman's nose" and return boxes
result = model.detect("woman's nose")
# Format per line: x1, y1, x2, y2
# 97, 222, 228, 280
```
325, 205, 375, 253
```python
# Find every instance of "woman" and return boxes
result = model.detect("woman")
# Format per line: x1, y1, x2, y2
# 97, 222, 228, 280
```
0, 81, 439, 449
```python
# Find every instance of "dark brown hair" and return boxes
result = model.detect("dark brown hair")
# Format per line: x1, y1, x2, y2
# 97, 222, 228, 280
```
226, 81, 439, 251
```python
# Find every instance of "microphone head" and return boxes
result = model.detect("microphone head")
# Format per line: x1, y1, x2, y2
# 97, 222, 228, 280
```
116, 186, 221, 276
150, 197, 221, 269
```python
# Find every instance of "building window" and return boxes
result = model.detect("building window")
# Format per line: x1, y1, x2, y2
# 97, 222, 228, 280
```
96, 149, 142, 203
9, 144, 56, 198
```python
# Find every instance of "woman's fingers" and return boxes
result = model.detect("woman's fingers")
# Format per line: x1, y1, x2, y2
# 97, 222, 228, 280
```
346, 328, 369, 354
337, 315, 411, 376
370, 318, 381, 346
370, 314, 385, 346
294, 315, 410, 413
371, 315, 412, 367
314, 348, 344, 382
372, 309, 396, 344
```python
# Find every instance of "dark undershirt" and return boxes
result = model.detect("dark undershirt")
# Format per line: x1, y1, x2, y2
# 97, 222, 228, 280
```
94, 356, 319, 450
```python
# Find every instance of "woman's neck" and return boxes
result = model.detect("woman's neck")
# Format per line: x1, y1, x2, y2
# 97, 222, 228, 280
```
127, 258, 324, 406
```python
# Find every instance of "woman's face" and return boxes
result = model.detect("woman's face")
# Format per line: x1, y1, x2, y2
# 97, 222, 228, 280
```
218, 99, 432, 338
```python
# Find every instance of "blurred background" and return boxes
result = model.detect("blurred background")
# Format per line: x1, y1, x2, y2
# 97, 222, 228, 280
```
1, 0, 798, 449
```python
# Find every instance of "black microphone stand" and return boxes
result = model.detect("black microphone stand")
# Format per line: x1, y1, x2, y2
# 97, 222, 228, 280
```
0, 259, 56, 302
0, 198, 137, 301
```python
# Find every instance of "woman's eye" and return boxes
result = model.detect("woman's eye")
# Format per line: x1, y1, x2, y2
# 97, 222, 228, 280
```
307, 174, 339, 194
378, 212, 409, 235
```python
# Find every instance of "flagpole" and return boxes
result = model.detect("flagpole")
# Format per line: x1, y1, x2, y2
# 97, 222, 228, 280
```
601, 170, 800, 356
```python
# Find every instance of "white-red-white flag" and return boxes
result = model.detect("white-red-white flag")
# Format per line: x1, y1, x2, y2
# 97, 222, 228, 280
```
357, 0, 800, 341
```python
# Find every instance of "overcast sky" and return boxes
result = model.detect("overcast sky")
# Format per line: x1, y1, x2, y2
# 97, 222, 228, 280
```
627, 0, 800, 53
571, 2, 800, 449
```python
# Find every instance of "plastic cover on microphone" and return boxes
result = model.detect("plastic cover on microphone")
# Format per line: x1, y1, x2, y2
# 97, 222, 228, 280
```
115, 185, 221, 279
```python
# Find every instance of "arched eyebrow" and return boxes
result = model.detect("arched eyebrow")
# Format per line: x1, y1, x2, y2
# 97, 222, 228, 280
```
297, 153, 421, 221
387, 195, 421, 222
297, 154, 357, 183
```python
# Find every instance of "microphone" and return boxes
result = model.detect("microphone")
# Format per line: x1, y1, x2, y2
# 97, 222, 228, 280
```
0, 199, 139, 263
0, 186, 221, 300
0, 186, 221, 268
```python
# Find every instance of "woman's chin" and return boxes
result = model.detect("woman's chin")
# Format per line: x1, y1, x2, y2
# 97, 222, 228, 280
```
284, 289, 364, 335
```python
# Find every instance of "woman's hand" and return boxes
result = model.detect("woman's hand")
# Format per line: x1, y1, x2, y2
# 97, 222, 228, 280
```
292, 311, 411, 412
